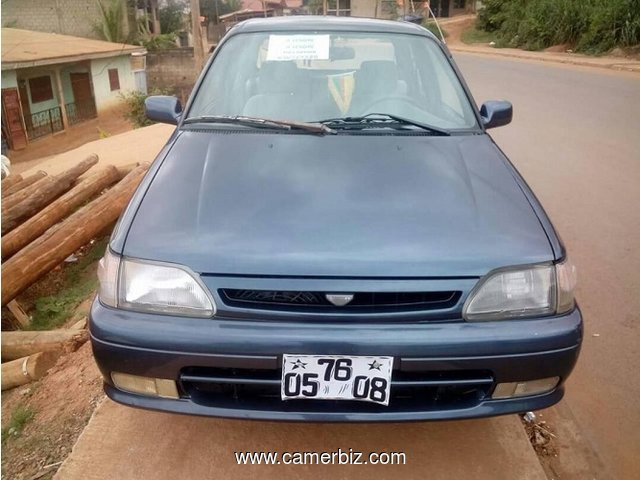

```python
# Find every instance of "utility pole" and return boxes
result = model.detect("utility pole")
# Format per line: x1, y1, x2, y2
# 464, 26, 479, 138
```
190, 0, 205, 71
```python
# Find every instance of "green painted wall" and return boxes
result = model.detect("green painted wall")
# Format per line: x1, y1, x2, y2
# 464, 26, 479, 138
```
1, 70, 18, 89
90, 55, 136, 112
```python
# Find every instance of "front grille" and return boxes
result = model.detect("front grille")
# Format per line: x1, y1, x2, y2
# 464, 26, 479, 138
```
179, 366, 493, 413
220, 289, 461, 313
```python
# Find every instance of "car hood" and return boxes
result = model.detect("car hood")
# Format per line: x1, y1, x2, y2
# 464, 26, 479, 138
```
122, 129, 553, 277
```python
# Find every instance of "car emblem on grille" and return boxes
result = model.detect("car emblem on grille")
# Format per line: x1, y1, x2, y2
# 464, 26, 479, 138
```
325, 294, 354, 306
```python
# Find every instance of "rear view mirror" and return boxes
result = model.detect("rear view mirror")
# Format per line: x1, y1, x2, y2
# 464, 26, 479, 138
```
145, 95, 182, 125
480, 100, 513, 129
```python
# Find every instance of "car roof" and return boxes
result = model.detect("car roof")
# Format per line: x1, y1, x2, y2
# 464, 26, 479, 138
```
229, 15, 434, 38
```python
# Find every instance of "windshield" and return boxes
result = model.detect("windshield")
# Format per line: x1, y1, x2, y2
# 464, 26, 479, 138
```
187, 31, 479, 131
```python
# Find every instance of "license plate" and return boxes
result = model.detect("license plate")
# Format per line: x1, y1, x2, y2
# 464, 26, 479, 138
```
281, 354, 394, 405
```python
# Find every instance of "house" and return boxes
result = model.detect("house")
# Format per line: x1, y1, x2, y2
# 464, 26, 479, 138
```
1, 29, 146, 150
306, 0, 472, 18
241, 1, 303, 13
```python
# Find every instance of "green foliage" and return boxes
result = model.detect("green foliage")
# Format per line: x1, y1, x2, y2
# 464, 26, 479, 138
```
159, 0, 186, 34
136, 14, 177, 51
422, 20, 448, 40
1, 405, 35, 445
31, 237, 109, 330
462, 24, 496, 44
142, 32, 178, 50
120, 88, 172, 128
303, 0, 325, 14
476, 0, 640, 54
94, 0, 127, 43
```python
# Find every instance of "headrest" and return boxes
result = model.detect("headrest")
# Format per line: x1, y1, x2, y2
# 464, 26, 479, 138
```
355, 61, 399, 94
258, 61, 299, 94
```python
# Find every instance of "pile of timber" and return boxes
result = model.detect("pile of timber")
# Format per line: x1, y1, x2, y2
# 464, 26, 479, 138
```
0, 155, 149, 390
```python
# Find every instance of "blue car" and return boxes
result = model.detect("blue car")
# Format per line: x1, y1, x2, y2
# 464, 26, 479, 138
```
91, 16, 582, 421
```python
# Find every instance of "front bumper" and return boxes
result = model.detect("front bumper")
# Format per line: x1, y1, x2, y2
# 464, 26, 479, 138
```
90, 300, 582, 422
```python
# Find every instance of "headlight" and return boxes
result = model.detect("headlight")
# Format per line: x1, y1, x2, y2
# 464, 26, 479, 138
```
463, 260, 576, 321
97, 249, 215, 317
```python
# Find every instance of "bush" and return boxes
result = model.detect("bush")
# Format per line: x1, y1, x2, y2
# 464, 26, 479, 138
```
422, 20, 448, 40
141, 32, 178, 51
120, 89, 172, 128
476, 0, 640, 54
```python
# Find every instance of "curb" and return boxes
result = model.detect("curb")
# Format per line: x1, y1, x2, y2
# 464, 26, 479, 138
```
449, 45, 640, 73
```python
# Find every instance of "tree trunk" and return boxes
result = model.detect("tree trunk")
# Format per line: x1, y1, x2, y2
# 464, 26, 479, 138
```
1, 164, 149, 306
1, 171, 47, 198
2, 176, 53, 212
1, 351, 60, 391
1, 155, 99, 235
2, 165, 120, 260
116, 163, 139, 178
1, 174, 23, 190
6, 300, 30, 329
1, 329, 87, 361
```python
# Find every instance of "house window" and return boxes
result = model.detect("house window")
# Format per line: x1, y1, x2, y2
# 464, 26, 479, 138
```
28, 75, 54, 103
327, 0, 351, 17
108, 68, 120, 91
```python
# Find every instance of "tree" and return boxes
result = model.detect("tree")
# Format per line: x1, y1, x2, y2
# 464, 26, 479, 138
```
94, 0, 127, 43
160, 0, 187, 34
303, 0, 325, 14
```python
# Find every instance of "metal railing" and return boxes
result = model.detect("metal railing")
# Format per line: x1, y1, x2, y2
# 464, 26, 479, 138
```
65, 99, 97, 126
25, 107, 64, 140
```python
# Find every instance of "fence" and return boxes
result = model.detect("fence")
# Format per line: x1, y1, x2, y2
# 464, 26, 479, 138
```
25, 107, 63, 140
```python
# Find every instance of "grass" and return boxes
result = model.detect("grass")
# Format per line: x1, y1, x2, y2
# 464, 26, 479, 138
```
422, 21, 448, 40
462, 24, 497, 45
476, 0, 640, 54
30, 237, 109, 330
1, 405, 35, 445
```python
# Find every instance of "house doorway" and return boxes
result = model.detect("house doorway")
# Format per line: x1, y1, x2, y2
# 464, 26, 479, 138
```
69, 72, 97, 125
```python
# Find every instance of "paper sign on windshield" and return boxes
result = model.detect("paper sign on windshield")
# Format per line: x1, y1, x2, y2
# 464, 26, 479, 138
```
266, 35, 330, 61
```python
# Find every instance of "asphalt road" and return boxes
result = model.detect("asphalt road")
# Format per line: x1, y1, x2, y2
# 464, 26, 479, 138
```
56, 55, 639, 480
455, 53, 640, 479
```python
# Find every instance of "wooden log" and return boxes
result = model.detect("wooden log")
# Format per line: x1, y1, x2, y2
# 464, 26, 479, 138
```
6, 300, 30, 329
1, 155, 99, 235
1, 351, 60, 391
1, 171, 47, 198
70, 318, 87, 330
1, 164, 149, 306
2, 166, 121, 260
1, 329, 88, 361
2, 175, 53, 212
116, 162, 139, 179
1, 173, 23, 190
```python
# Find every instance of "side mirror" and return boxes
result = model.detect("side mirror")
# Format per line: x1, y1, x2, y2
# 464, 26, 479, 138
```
480, 100, 513, 129
144, 95, 182, 125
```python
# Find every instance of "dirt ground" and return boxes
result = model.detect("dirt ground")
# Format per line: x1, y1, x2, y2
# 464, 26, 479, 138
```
9, 107, 134, 170
1, 342, 103, 480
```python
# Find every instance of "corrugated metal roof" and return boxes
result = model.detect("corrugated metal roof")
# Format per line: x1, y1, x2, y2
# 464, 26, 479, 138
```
1, 28, 146, 70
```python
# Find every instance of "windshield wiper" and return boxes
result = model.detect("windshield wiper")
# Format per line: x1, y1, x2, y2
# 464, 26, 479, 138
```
183, 115, 335, 135
318, 113, 450, 136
